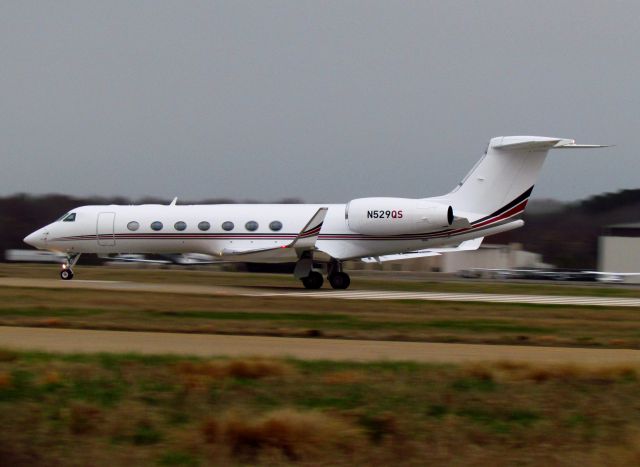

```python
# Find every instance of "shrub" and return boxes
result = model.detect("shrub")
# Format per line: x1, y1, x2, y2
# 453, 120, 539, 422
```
69, 403, 102, 435
222, 409, 362, 461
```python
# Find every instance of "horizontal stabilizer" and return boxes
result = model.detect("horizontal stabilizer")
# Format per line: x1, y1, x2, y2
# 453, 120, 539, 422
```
493, 136, 610, 151
553, 143, 611, 149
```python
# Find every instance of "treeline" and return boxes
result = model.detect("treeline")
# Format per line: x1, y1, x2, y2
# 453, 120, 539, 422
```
2, 190, 640, 268
493, 189, 640, 268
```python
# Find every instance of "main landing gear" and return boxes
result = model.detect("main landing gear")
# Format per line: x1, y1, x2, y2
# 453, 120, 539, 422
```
328, 271, 350, 290
327, 260, 350, 290
301, 271, 324, 289
298, 259, 351, 290
60, 254, 81, 281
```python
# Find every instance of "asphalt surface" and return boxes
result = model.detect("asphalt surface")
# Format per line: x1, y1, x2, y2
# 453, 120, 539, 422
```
1, 277, 640, 307
1, 326, 640, 365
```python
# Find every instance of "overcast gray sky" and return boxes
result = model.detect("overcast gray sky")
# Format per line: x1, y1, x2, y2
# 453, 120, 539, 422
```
1, 1, 638, 202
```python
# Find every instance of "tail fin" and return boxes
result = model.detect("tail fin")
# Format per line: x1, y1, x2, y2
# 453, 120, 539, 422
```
445, 136, 607, 217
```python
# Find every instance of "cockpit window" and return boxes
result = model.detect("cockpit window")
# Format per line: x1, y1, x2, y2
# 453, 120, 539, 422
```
62, 213, 76, 222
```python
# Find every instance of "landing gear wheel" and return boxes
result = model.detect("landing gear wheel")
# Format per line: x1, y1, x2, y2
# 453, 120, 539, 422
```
60, 268, 74, 281
329, 272, 351, 290
301, 271, 324, 289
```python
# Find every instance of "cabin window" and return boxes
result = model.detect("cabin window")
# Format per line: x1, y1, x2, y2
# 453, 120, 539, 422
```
222, 221, 234, 231
62, 213, 76, 222
245, 221, 258, 231
150, 221, 163, 231
127, 221, 140, 231
174, 221, 187, 231
269, 220, 283, 231
198, 221, 210, 231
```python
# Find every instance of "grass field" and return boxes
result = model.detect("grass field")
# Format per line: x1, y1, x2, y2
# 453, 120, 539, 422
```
2, 265, 640, 465
1, 350, 640, 466
2, 264, 640, 348
2, 281, 640, 348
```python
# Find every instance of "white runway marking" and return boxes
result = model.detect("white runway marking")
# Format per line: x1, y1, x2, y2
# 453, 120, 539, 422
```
248, 289, 640, 307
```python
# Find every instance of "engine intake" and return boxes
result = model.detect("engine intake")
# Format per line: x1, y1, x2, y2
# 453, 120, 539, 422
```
346, 198, 454, 236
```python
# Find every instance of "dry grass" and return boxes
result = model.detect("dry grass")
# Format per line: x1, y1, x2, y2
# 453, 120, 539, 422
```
2, 352, 640, 465
0, 350, 18, 362
69, 403, 103, 435
40, 369, 61, 386
480, 361, 638, 383
218, 409, 363, 462
0, 371, 11, 389
174, 358, 295, 393
322, 370, 367, 385
175, 358, 293, 379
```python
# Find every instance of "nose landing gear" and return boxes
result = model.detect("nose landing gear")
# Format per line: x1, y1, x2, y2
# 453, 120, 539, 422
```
60, 267, 74, 280
60, 254, 81, 281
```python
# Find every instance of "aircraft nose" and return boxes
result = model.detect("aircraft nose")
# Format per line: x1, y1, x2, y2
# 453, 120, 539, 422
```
24, 229, 46, 249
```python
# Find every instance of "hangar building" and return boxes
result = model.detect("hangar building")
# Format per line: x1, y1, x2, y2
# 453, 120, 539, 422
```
599, 223, 640, 283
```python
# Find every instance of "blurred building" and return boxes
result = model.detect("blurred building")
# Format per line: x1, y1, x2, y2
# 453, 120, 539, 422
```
599, 223, 640, 283
348, 243, 548, 273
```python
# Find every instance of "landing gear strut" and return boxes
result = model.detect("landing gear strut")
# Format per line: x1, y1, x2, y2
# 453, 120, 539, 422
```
327, 260, 351, 290
60, 253, 81, 281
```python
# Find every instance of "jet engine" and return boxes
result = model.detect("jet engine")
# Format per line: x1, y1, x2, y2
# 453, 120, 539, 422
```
346, 198, 454, 235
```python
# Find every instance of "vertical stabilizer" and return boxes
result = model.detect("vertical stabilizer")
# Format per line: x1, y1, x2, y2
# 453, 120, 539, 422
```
446, 136, 578, 217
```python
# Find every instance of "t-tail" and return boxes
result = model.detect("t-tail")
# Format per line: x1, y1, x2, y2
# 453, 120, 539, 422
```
445, 136, 608, 219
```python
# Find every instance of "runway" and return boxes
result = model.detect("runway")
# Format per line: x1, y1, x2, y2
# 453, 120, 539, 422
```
256, 289, 640, 307
1, 326, 640, 365
1, 277, 640, 307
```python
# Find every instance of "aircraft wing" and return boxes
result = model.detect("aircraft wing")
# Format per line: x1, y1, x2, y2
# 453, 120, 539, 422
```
584, 271, 640, 276
100, 254, 173, 265
100, 253, 225, 265
361, 237, 484, 263
219, 207, 328, 261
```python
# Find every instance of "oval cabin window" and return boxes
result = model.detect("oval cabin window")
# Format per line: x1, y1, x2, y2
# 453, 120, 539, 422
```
198, 221, 210, 231
127, 221, 140, 231
269, 220, 283, 231
150, 221, 163, 231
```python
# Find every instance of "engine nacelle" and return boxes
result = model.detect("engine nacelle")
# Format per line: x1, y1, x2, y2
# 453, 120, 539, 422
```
346, 198, 454, 236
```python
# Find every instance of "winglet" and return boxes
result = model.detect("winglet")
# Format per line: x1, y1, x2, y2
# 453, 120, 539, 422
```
289, 207, 328, 250
169, 197, 178, 206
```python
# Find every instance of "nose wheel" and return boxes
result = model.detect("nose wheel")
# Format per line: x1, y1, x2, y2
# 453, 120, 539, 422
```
60, 254, 81, 281
60, 268, 74, 280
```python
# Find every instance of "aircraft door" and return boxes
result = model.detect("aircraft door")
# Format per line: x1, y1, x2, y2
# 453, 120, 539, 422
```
97, 212, 116, 246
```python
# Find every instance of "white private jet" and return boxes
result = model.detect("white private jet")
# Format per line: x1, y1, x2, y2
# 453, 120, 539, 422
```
23, 136, 607, 289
